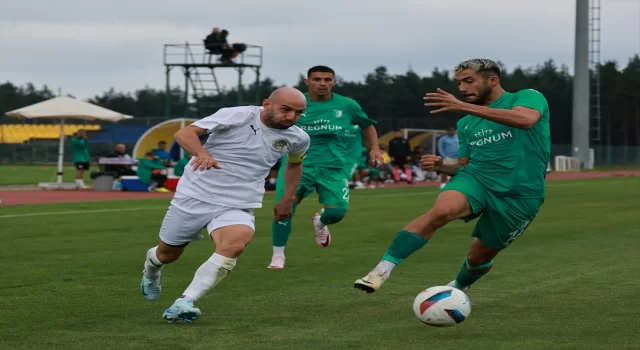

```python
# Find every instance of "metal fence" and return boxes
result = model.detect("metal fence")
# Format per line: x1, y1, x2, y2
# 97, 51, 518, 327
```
2, 141, 639, 167
2, 116, 639, 167
0, 142, 136, 164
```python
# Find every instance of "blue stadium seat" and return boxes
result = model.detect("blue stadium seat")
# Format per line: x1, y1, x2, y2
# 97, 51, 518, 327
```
89, 125, 151, 144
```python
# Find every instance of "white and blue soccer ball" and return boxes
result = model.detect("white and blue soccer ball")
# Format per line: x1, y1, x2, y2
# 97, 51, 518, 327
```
412, 286, 471, 327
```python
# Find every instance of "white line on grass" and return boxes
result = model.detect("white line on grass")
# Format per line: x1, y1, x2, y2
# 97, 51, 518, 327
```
0, 177, 634, 219
0, 191, 434, 219
0, 207, 167, 219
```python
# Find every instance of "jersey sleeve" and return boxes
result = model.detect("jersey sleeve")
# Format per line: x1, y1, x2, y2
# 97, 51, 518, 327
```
456, 120, 470, 158
349, 99, 377, 128
287, 132, 311, 163
513, 89, 548, 116
191, 107, 250, 132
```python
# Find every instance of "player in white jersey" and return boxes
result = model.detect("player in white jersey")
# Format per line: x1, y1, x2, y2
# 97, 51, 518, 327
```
139, 87, 310, 323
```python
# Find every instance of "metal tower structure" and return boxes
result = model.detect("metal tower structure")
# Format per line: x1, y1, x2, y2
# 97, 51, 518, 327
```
589, 0, 602, 143
163, 42, 263, 118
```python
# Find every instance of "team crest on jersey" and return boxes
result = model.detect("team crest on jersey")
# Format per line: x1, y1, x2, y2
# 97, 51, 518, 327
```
272, 139, 288, 151
333, 110, 343, 118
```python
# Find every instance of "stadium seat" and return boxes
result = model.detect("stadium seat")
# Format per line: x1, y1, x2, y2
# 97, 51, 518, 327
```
0, 124, 102, 143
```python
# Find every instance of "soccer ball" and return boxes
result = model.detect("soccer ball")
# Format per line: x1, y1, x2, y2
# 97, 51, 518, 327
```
412, 286, 471, 327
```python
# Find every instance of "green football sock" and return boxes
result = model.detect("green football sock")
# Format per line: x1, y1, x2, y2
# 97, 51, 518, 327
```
272, 203, 297, 247
381, 230, 429, 265
455, 258, 493, 288
319, 207, 347, 225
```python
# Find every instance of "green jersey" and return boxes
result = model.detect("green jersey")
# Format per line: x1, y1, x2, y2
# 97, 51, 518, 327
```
456, 89, 551, 198
70, 136, 90, 163
296, 93, 376, 168
343, 124, 365, 163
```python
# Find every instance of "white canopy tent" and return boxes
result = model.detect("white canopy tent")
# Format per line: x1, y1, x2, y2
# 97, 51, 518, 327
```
5, 96, 133, 189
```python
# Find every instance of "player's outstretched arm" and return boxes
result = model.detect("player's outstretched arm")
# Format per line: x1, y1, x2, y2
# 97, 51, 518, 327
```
173, 125, 220, 170
424, 89, 541, 129
462, 104, 540, 130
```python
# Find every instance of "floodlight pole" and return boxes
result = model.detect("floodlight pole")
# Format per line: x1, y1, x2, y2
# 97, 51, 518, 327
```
572, 0, 590, 168
57, 119, 65, 184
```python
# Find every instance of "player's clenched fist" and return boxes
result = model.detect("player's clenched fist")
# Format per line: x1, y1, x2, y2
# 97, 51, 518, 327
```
420, 154, 443, 170
190, 154, 222, 171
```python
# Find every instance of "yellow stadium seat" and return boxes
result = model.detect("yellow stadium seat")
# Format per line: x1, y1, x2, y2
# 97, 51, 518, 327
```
0, 124, 101, 143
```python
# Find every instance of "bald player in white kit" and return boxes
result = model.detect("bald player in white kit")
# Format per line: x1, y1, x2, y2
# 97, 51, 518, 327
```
139, 87, 310, 323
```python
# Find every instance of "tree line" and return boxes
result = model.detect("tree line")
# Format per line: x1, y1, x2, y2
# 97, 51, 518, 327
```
1, 55, 639, 146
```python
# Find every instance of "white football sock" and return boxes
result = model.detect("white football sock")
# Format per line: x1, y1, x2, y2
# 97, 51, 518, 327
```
375, 260, 396, 279
143, 246, 164, 279
272, 246, 285, 257
179, 253, 237, 302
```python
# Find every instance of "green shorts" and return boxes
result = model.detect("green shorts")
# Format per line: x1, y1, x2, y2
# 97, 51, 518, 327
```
441, 170, 544, 250
276, 163, 350, 208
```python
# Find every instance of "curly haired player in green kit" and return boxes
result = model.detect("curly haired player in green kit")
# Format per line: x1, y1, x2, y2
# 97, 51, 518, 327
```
354, 58, 551, 295
268, 65, 384, 269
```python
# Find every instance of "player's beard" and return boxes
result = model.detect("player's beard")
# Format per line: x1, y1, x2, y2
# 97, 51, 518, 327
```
266, 108, 292, 129
466, 83, 492, 106
477, 83, 492, 105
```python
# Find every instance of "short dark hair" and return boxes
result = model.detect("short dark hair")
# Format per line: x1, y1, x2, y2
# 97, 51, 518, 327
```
307, 65, 335, 78
145, 151, 155, 157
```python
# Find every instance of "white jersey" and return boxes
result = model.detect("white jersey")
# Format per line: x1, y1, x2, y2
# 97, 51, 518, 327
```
176, 106, 310, 209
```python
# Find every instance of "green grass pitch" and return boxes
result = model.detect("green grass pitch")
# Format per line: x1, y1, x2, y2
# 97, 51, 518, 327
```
1, 177, 639, 349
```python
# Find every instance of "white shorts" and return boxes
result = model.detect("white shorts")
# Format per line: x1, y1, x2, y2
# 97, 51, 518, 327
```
442, 157, 458, 165
158, 193, 256, 247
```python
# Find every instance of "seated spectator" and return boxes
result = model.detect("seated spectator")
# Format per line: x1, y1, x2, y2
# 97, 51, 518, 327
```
173, 153, 191, 177
104, 143, 136, 177
204, 27, 224, 57
152, 141, 173, 164
218, 30, 247, 64
137, 152, 169, 192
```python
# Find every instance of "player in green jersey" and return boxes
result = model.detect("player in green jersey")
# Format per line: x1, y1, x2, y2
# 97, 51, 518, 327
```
269, 65, 384, 269
354, 58, 550, 295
